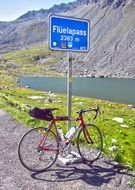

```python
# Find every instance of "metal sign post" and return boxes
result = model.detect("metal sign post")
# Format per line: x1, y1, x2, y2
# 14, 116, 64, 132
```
49, 15, 90, 164
49, 14, 90, 131
67, 52, 72, 130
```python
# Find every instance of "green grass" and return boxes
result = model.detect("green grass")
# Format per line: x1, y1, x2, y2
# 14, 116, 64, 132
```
0, 88, 135, 170
0, 45, 65, 80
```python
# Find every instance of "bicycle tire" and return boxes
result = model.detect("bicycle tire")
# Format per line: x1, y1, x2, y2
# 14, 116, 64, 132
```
18, 127, 59, 172
77, 124, 103, 162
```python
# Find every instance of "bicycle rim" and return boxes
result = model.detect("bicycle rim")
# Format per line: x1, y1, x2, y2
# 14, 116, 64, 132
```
18, 127, 59, 172
77, 124, 103, 162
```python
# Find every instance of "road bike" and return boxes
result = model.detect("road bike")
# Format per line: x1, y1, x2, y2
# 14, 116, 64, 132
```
18, 106, 103, 172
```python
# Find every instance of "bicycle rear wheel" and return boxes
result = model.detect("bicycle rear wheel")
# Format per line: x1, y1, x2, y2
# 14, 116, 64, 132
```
77, 124, 103, 162
18, 127, 59, 172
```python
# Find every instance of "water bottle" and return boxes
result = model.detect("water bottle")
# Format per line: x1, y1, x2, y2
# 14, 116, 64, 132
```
65, 126, 77, 140
57, 127, 65, 141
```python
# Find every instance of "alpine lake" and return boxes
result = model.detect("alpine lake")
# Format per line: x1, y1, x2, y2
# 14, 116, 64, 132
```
19, 76, 135, 105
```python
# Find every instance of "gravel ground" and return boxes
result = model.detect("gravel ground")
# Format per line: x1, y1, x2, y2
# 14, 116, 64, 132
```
0, 109, 134, 190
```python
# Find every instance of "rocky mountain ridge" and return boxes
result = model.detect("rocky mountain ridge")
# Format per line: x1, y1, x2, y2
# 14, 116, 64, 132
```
16, 0, 127, 21
0, 0, 135, 78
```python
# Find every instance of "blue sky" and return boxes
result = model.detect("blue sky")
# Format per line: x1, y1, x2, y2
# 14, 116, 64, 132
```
0, 0, 75, 21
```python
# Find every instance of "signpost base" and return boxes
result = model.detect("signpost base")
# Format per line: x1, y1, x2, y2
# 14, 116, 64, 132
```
58, 151, 82, 165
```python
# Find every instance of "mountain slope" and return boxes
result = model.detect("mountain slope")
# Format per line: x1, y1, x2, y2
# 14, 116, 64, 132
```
0, 0, 135, 78
73, 0, 135, 78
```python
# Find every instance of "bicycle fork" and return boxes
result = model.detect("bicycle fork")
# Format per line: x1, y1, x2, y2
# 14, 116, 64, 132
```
83, 126, 94, 144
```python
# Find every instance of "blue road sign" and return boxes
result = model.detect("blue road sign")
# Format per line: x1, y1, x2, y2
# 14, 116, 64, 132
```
49, 15, 90, 52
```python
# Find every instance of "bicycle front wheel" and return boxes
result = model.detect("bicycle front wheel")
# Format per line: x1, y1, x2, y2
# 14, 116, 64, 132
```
18, 127, 59, 172
77, 124, 103, 162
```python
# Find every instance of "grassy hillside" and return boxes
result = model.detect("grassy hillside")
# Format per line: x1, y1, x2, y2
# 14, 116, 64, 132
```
1, 45, 62, 75
0, 45, 67, 89
0, 1, 135, 78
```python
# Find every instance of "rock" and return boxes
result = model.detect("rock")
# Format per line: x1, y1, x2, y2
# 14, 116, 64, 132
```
112, 117, 124, 123
109, 145, 118, 152
32, 56, 40, 61
111, 138, 118, 144
25, 85, 30, 88
27, 96, 44, 99
120, 124, 129, 128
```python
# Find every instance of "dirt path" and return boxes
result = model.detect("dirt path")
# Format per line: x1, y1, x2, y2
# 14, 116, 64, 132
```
0, 109, 134, 190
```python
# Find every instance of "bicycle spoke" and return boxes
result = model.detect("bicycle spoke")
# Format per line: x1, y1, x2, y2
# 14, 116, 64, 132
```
18, 127, 59, 172
77, 124, 103, 162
